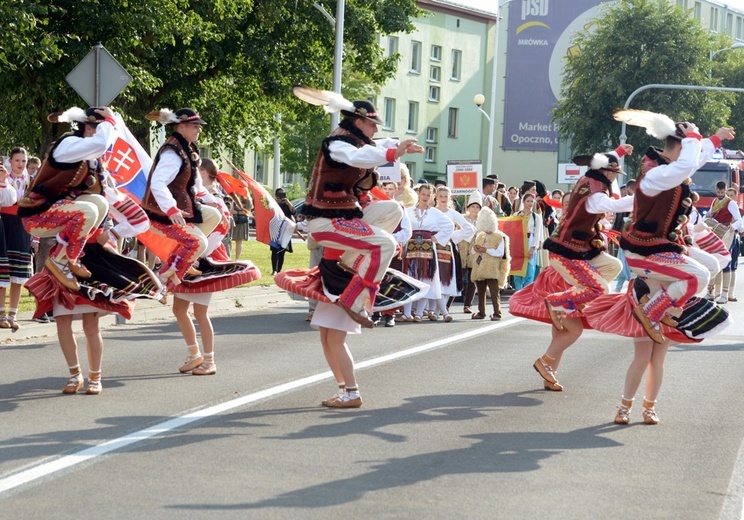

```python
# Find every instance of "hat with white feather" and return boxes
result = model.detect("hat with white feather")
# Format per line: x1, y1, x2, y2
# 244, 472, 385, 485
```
572, 150, 624, 174
47, 107, 106, 124
613, 108, 687, 141
292, 85, 384, 124
146, 108, 207, 125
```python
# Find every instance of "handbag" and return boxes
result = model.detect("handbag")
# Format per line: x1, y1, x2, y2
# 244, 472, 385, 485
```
235, 213, 249, 224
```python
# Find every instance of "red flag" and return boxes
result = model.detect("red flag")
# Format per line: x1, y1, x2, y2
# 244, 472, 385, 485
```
498, 215, 530, 276
224, 158, 296, 248
216, 172, 248, 198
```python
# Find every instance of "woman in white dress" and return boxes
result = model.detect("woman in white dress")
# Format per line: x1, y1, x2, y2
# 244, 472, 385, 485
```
401, 184, 454, 321
432, 185, 475, 321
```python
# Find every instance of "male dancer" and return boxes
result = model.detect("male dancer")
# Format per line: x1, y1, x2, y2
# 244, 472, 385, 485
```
533, 145, 634, 391
706, 180, 742, 303
616, 113, 734, 343
142, 108, 221, 284
19, 107, 115, 291
303, 99, 423, 327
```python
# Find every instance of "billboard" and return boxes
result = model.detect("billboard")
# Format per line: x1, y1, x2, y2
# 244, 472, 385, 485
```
502, 0, 612, 151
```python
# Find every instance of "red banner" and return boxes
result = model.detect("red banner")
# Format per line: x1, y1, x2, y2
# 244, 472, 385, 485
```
498, 215, 529, 276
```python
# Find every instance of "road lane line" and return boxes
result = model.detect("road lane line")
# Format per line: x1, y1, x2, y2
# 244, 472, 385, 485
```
0, 317, 524, 496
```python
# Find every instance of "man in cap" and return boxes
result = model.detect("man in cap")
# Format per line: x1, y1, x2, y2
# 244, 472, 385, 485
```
141, 108, 221, 285
621, 121, 734, 343
534, 145, 635, 391
481, 177, 503, 216
303, 100, 424, 327
19, 106, 116, 291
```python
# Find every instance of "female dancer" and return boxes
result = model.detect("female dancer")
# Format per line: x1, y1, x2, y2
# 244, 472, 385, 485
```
432, 185, 474, 321
401, 184, 454, 321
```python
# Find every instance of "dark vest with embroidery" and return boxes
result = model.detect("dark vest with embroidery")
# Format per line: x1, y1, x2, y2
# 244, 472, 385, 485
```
18, 133, 104, 217
543, 171, 610, 260
141, 132, 203, 224
303, 119, 376, 220
620, 147, 691, 255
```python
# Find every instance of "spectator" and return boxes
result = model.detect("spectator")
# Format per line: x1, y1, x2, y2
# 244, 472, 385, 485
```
270, 187, 295, 275
231, 194, 252, 260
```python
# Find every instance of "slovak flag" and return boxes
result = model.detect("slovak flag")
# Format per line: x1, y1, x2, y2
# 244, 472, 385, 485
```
103, 114, 153, 202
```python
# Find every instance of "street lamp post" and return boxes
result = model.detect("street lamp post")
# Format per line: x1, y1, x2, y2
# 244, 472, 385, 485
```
480, 0, 518, 176
311, 1, 345, 131
709, 42, 744, 78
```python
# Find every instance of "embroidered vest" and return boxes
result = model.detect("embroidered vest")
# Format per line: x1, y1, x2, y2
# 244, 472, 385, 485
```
621, 151, 691, 255
141, 133, 203, 224
18, 134, 104, 217
543, 172, 609, 260
303, 125, 375, 220
709, 197, 735, 225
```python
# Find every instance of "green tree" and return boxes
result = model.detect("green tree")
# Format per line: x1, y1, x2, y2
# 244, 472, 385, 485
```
0, 0, 420, 157
552, 0, 734, 175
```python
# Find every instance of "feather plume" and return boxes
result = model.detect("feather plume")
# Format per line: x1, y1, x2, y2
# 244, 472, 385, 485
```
613, 108, 676, 140
589, 153, 610, 170
145, 109, 178, 124
56, 107, 86, 123
292, 85, 355, 113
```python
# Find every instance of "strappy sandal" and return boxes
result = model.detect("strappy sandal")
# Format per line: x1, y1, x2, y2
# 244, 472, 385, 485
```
62, 374, 84, 394
412, 314, 422, 322
7, 314, 19, 332
86, 379, 102, 395
471, 313, 485, 320
0, 315, 10, 329
490, 314, 501, 321
192, 362, 216, 376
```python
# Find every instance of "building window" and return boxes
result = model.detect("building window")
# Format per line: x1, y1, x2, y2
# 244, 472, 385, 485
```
448, 108, 458, 138
693, 2, 701, 19
451, 50, 462, 80
428, 86, 440, 102
387, 36, 398, 57
425, 146, 436, 163
405, 162, 416, 179
430, 65, 441, 82
407, 102, 419, 133
410, 40, 422, 73
426, 127, 438, 143
431, 44, 442, 62
727, 13, 734, 36
711, 7, 719, 31
737, 17, 743, 40
383, 97, 395, 130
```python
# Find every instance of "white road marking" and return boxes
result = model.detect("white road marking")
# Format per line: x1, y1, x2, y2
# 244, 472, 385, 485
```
0, 318, 523, 496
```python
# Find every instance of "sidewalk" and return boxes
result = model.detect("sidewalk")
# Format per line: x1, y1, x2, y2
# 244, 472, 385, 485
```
3, 285, 296, 344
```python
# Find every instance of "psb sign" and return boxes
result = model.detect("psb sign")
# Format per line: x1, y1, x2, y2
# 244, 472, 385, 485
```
66, 44, 132, 106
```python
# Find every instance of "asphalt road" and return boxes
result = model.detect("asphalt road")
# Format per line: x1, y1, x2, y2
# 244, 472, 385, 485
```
1, 280, 743, 519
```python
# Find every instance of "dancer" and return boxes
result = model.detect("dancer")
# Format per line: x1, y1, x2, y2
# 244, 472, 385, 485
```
461, 190, 482, 313
401, 183, 454, 321
431, 185, 474, 321
513, 146, 634, 391
141, 108, 221, 284
612, 109, 735, 344
18, 107, 116, 292
299, 92, 423, 327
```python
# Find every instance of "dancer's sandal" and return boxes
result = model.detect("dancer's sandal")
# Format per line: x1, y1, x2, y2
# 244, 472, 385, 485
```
62, 374, 84, 394
179, 354, 203, 373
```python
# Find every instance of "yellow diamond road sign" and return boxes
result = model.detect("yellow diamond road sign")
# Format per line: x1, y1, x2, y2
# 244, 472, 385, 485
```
66, 44, 132, 107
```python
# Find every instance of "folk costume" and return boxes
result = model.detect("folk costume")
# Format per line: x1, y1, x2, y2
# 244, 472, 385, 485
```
613, 110, 725, 344
402, 202, 455, 319
303, 100, 404, 328
0, 177, 17, 291
460, 190, 482, 313
431, 205, 474, 321
142, 108, 221, 283
543, 147, 634, 330
469, 207, 510, 320
19, 107, 114, 292
706, 191, 742, 303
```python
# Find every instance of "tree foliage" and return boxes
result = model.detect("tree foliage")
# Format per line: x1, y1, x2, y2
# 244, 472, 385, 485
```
0, 0, 421, 158
552, 0, 738, 175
